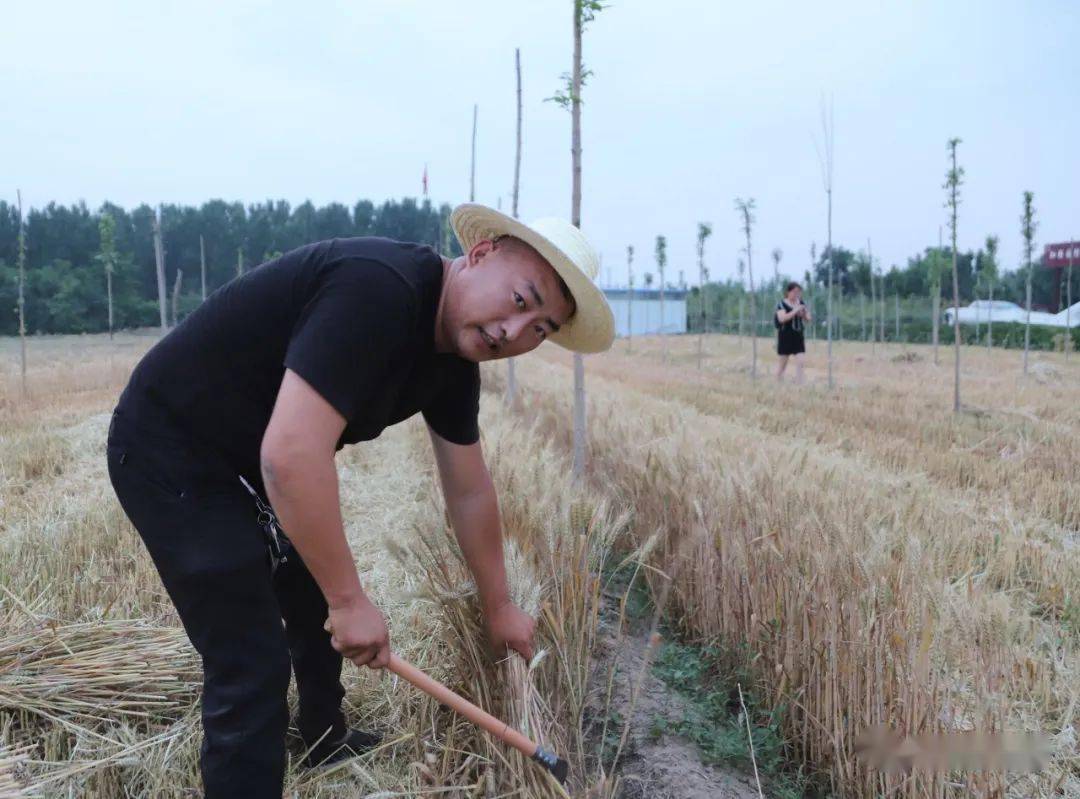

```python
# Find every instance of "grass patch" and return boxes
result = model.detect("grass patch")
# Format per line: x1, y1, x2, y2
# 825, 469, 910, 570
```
652, 640, 828, 799
601, 558, 826, 796
600, 557, 656, 622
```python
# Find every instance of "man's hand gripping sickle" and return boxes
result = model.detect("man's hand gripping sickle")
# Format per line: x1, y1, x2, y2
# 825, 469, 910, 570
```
323, 597, 391, 669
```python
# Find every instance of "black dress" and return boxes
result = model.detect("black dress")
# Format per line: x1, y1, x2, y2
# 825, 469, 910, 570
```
775, 300, 806, 355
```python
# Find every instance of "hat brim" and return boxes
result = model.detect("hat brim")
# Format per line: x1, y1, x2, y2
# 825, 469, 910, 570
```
450, 204, 615, 354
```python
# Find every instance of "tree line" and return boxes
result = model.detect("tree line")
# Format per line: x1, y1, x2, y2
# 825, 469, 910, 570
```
806, 243, 1067, 309
679, 241, 1067, 323
0, 197, 456, 335
1, 194, 1074, 337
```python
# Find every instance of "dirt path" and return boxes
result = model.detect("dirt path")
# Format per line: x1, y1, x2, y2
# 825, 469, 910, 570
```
586, 600, 763, 799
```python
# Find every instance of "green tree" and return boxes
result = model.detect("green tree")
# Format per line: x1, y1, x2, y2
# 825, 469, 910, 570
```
97, 213, 118, 339
814, 94, 837, 387
697, 222, 712, 368
16, 191, 27, 395
868, 241, 877, 350
735, 197, 758, 379
0, 196, 472, 333
981, 235, 999, 351
813, 246, 857, 295
1021, 191, 1037, 375
655, 234, 667, 358
944, 138, 964, 412
545, 0, 606, 481
40, 259, 108, 332
851, 248, 876, 300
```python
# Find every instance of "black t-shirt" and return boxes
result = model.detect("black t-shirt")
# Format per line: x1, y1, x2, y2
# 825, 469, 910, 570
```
775, 300, 805, 334
125, 237, 480, 492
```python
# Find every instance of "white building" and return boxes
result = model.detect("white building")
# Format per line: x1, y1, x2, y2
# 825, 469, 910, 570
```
603, 288, 688, 337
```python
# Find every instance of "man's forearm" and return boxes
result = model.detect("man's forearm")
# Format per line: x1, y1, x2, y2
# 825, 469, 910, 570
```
261, 453, 366, 609
445, 483, 511, 612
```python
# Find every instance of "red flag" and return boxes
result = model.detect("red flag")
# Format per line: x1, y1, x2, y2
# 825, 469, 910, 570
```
422, 164, 429, 196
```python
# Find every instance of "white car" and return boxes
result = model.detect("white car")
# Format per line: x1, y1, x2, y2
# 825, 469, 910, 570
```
944, 300, 1079, 328
943, 300, 1024, 326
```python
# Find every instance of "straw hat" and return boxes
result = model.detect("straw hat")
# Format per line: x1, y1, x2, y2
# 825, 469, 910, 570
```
450, 203, 615, 354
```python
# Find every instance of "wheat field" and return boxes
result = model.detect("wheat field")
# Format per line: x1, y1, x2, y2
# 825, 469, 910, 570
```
1, 330, 1078, 798
522, 333, 1080, 798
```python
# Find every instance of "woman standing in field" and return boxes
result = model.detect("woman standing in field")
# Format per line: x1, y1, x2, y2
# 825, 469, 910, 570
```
775, 281, 810, 383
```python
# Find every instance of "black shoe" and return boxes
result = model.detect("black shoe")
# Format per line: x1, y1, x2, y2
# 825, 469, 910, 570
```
303, 728, 382, 768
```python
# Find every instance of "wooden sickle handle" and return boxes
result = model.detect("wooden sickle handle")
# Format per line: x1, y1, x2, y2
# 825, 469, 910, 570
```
387, 653, 539, 759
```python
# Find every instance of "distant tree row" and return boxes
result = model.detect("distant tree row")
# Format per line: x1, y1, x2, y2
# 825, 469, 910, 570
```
1, 194, 1074, 336
0, 197, 456, 335
810, 244, 1069, 310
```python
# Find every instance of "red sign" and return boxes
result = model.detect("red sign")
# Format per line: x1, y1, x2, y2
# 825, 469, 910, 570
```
1044, 241, 1080, 268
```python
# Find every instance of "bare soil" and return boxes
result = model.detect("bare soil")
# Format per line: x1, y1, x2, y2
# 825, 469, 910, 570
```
585, 601, 763, 799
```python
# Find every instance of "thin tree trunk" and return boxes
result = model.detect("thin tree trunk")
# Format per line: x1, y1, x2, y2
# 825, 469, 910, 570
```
869, 240, 876, 354
835, 290, 842, 341
1067, 242, 1074, 360
153, 208, 168, 332
879, 272, 886, 345
696, 303, 703, 366
626, 247, 633, 353
697, 249, 705, 370
236, 246, 243, 278
860, 293, 865, 341
933, 227, 942, 364
1021, 193, 1035, 369
16, 189, 27, 397
826, 195, 834, 388
572, 350, 585, 472
659, 268, 666, 361
877, 276, 883, 342
200, 234, 207, 301
1024, 260, 1033, 375
704, 285, 709, 335
107, 268, 114, 340
570, 2, 586, 482
975, 289, 981, 342
746, 245, 757, 380
512, 53, 522, 215
816, 96, 837, 389
949, 159, 961, 413
470, 104, 478, 203
506, 49, 523, 407
932, 292, 940, 360
171, 268, 183, 327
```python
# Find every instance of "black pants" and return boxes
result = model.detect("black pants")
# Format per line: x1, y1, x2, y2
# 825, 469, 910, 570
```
106, 395, 346, 798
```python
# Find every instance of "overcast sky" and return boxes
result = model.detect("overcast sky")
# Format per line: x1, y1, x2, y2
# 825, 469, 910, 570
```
4, 0, 1077, 286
